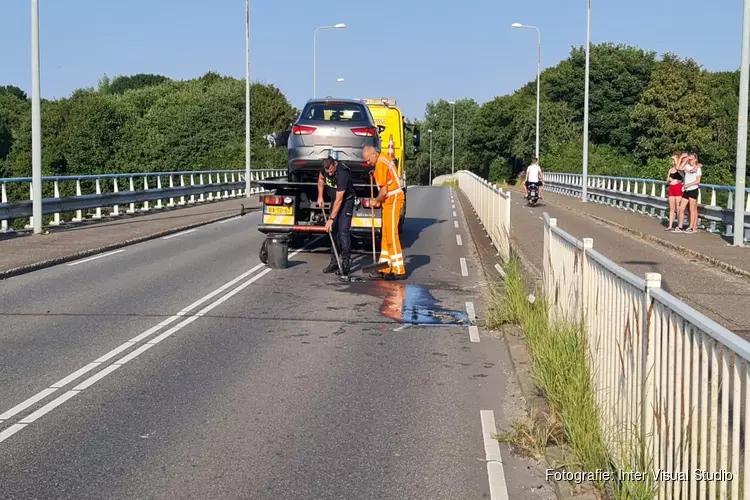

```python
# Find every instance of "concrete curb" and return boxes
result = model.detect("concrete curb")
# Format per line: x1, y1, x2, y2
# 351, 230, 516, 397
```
529, 190, 750, 282
0, 208, 258, 281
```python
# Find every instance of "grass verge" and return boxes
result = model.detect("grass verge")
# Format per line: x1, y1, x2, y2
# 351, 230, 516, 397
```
488, 255, 657, 500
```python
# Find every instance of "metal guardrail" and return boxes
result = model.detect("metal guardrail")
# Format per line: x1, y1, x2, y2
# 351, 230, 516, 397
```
433, 171, 511, 264
0, 169, 287, 231
543, 172, 750, 242
544, 211, 750, 499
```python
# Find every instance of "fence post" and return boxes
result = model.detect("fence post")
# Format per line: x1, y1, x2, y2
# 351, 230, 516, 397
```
580, 238, 593, 331
641, 272, 661, 481
543, 215, 556, 303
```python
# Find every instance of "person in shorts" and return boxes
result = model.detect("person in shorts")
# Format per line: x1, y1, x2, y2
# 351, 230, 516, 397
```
665, 153, 685, 230
523, 158, 544, 199
675, 154, 701, 233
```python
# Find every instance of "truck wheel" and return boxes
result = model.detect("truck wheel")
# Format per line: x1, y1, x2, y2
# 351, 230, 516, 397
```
259, 239, 268, 264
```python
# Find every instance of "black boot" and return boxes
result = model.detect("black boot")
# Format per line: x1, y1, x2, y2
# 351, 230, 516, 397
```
323, 258, 338, 273
336, 256, 351, 276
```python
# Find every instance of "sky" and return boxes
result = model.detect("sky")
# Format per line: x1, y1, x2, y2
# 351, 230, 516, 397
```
1, 0, 745, 121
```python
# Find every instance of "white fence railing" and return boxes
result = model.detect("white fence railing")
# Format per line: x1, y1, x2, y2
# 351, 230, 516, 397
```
543, 172, 750, 243
0, 169, 287, 232
433, 171, 511, 261
545, 211, 750, 499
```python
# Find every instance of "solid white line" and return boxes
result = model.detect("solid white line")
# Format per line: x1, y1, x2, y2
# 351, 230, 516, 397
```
0, 388, 58, 421
72, 364, 121, 391
453, 211, 457, 217
162, 228, 197, 240
494, 264, 507, 278
18, 390, 79, 424
456, 234, 463, 246
460, 258, 468, 277
67, 249, 125, 266
0, 424, 27, 444
218, 216, 241, 224
454, 221, 459, 228
480, 410, 510, 500
0, 239, 320, 444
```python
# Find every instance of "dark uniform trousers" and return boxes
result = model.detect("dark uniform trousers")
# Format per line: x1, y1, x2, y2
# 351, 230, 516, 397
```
329, 197, 355, 267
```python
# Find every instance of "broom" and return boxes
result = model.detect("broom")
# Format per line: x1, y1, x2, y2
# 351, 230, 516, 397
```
360, 171, 390, 274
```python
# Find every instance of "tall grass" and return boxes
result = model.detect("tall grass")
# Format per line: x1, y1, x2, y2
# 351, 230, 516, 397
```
488, 256, 657, 499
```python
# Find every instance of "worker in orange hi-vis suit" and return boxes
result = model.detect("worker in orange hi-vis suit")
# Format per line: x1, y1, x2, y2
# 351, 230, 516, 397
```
362, 146, 405, 279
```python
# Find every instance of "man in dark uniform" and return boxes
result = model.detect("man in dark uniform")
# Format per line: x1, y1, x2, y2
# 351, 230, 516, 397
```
317, 157, 356, 275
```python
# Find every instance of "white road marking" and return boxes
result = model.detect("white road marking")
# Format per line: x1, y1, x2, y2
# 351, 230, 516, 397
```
218, 216, 242, 224
452, 204, 455, 209
494, 264, 507, 278
0, 388, 58, 421
480, 410, 510, 500
460, 258, 468, 276
538, 216, 542, 220
465, 302, 480, 342
18, 390, 79, 425
456, 234, 463, 246
67, 249, 125, 266
453, 211, 457, 217
454, 221, 459, 228
0, 239, 321, 443
162, 228, 197, 240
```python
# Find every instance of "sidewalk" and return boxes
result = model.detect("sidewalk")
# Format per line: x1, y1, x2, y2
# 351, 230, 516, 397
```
0, 198, 259, 279
507, 188, 750, 337
539, 189, 750, 279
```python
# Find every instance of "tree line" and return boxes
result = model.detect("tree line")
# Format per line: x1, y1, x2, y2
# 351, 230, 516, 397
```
410, 42, 745, 188
1, 42, 744, 194
0, 72, 297, 183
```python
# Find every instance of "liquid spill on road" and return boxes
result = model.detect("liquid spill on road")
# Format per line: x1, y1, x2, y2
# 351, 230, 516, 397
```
336, 280, 468, 326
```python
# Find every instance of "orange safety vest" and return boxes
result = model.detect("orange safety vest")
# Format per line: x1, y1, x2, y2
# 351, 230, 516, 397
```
373, 153, 402, 200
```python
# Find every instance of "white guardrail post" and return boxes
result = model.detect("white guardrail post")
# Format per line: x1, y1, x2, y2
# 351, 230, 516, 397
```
542, 207, 750, 500
437, 171, 511, 262
0, 169, 287, 232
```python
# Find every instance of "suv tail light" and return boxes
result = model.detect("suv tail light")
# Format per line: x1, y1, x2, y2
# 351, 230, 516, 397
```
293, 125, 316, 135
351, 127, 377, 137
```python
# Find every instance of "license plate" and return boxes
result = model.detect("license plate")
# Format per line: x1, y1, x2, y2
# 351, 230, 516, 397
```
319, 149, 340, 160
265, 206, 292, 215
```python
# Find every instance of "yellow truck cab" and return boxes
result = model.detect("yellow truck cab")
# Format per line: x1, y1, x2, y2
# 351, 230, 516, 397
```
362, 98, 407, 190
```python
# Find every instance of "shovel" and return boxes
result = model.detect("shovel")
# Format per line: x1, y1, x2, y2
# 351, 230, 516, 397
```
320, 205, 345, 277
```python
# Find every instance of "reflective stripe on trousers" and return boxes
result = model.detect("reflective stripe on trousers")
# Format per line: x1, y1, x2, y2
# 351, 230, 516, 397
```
379, 192, 405, 275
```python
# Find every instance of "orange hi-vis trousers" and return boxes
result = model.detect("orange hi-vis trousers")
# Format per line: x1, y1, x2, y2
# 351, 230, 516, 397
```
378, 190, 405, 276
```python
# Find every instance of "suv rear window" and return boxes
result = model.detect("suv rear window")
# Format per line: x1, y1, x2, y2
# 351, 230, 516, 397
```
300, 102, 369, 122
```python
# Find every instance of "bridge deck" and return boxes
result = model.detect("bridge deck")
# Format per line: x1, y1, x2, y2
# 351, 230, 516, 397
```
506, 187, 750, 337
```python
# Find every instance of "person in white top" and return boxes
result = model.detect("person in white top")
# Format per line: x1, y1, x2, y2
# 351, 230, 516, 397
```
523, 158, 544, 199
675, 153, 701, 233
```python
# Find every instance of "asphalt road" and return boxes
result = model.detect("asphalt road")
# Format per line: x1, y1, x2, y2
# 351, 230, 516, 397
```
0, 187, 554, 500
508, 188, 750, 335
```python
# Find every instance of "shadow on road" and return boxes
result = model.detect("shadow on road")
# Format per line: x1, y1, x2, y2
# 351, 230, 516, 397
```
401, 217, 446, 249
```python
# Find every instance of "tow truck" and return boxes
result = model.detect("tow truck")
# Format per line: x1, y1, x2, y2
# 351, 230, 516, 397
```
256, 97, 420, 264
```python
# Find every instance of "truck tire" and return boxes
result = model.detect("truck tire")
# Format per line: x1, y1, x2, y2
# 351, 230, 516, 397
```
259, 239, 268, 264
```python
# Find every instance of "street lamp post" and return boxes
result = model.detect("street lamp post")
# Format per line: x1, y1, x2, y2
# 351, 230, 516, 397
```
511, 22, 541, 160
428, 129, 433, 185
245, 0, 251, 198
733, 0, 750, 246
449, 101, 455, 175
582, 0, 591, 202
31, 0, 42, 234
313, 24, 346, 98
